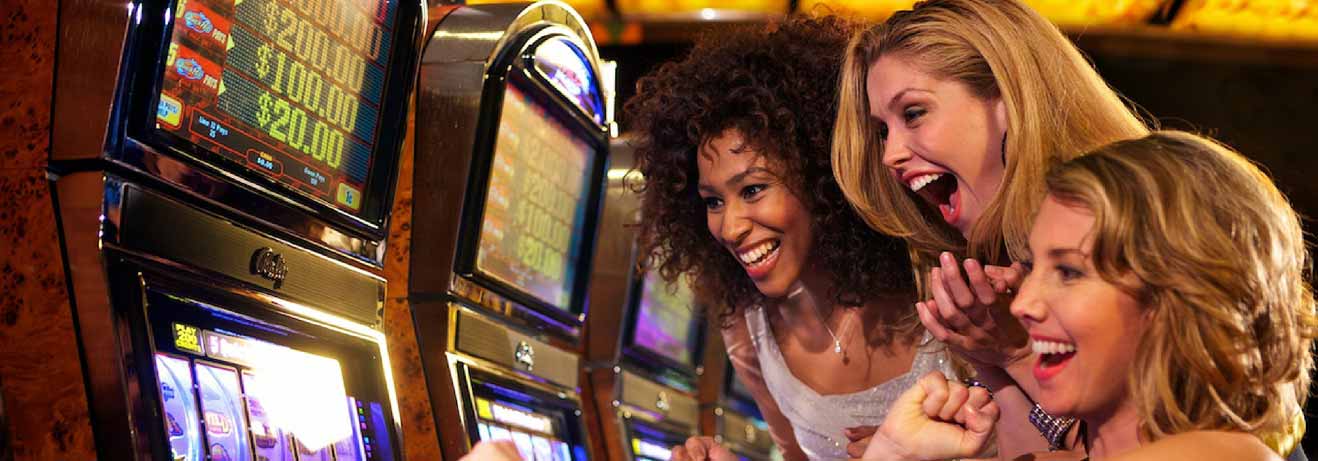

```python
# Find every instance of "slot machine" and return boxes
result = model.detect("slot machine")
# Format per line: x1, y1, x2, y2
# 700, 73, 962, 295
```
406, 2, 612, 459
40, 0, 425, 459
698, 341, 777, 461
583, 137, 707, 461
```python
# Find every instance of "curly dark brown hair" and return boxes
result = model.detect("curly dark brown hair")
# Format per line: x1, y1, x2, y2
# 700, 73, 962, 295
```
626, 15, 919, 331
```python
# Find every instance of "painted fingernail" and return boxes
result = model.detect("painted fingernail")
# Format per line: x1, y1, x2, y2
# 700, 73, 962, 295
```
941, 251, 955, 263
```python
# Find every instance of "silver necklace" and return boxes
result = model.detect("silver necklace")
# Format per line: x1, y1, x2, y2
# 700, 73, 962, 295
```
810, 303, 852, 355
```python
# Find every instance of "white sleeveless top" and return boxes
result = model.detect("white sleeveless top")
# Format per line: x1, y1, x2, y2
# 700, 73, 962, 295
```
745, 306, 954, 460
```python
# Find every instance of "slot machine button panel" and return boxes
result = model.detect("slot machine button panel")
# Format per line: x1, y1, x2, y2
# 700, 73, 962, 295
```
454, 307, 580, 388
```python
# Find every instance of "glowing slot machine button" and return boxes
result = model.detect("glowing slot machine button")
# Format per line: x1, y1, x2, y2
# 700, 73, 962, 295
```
157, 94, 183, 130
336, 183, 362, 210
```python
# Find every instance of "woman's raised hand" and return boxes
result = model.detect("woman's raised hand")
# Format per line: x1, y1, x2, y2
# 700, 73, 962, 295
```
460, 441, 524, 461
860, 371, 999, 461
916, 252, 1030, 368
670, 436, 739, 461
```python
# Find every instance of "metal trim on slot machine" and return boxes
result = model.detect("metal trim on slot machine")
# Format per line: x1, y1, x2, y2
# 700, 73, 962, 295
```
583, 137, 708, 461
407, 2, 612, 459
698, 339, 777, 461
42, 0, 426, 459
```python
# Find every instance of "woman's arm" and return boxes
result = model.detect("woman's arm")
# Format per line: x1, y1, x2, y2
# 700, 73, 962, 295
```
721, 312, 810, 461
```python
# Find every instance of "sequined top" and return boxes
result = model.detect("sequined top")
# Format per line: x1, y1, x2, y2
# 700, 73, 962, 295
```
743, 305, 955, 460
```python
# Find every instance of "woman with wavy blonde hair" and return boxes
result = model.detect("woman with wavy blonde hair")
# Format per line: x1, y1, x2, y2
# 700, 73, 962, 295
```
830, 0, 1151, 455
856, 131, 1315, 461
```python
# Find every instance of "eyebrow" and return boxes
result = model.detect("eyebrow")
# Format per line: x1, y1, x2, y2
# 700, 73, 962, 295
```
698, 166, 773, 194
1046, 248, 1089, 259
883, 88, 931, 115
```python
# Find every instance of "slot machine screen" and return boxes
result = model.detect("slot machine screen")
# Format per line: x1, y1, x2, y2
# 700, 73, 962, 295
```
628, 271, 700, 368
466, 371, 588, 460
626, 422, 686, 461
152, 0, 407, 222
473, 82, 597, 313
145, 286, 398, 461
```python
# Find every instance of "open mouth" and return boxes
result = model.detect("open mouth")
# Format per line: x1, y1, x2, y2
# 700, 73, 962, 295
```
908, 173, 961, 225
738, 239, 780, 267
1032, 339, 1076, 382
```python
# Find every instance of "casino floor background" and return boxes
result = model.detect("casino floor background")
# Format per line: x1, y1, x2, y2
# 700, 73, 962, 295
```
3, 1, 1318, 460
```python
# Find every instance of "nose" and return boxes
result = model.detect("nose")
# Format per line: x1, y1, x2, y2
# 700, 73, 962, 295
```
880, 129, 911, 170
1009, 271, 1045, 326
717, 202, 752, 246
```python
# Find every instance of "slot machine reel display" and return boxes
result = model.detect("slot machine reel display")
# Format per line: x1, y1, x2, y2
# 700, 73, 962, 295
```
43, 0, 424, 459
582, 137, 706, 461
406, 1, 611, 459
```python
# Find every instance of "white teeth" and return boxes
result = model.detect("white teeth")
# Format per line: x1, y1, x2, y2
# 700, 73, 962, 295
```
737, 240, 779, 265
908, 173, 943, 192
1031, 340, 1076, 355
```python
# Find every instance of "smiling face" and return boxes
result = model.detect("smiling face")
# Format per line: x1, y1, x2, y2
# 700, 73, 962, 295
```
697, 129, 815, 298
867, 55, 1009, 237
1010, 195, 1149, 419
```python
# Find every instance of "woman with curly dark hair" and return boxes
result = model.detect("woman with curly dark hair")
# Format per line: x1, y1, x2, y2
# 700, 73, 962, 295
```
625, 16, 957, 461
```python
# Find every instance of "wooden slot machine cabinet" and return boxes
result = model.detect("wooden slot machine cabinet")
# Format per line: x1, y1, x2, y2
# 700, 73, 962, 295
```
22, 0, 427, 459
583, 137, 708, 461
406, 2, 613, 460
698, 337, 778, 460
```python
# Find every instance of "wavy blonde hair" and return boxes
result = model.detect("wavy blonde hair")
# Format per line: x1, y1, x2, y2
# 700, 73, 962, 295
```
831, 0, 1149, 269
1046, 131, 1316, 442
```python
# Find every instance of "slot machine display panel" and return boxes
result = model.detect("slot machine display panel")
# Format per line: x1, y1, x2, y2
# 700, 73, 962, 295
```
456, 366, 591, 461
458, 71, 605, 329
126, 266, 401, 461
619, 266, 705, 387
112, 0, 424, 256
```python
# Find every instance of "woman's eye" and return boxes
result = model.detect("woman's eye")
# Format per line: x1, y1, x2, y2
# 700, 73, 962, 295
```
903, 106, 926, 123
741, 184, 766, 200
1057, 264, 1084, 281
703, 196, 723, 210
877, 123, 889, 140
1019, 260, 1034, 274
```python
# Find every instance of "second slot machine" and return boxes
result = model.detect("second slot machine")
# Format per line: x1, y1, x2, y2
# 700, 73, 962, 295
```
583, 138, 707, 461
406, 2, 612, 460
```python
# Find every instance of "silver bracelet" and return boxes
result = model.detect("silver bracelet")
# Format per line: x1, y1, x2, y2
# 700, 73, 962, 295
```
1028, 403, 1076, 451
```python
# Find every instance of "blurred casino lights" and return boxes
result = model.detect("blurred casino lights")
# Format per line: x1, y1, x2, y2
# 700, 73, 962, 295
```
561, 0, 1318, 47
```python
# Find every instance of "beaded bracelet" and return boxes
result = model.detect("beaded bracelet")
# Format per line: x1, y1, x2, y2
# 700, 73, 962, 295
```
1028, 403, 1077, 451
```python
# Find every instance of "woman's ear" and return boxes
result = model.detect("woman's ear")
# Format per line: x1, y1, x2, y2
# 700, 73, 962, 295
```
993, 97, 1008, 137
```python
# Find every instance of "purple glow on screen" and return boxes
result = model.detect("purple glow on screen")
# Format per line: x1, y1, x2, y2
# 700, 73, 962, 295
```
632, 270, 697, 366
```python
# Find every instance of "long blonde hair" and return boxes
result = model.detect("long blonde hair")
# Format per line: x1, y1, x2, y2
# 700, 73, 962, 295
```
831, 0, 1149, 268
1046, 131, 1316, 442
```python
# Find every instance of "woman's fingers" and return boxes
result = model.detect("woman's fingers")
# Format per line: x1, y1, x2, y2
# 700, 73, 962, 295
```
846, 436, 872, 458
938, 382, 969, 421
916, 301, 952, 342
985, 262, 1026, 291
929, 268, 975, 332
462, 441, 523, 461
918, 372, 950, 418
962, 259, 998, 306
955, 386, 994, 425
939, 252, 977, 306
683, 437, 712, 460
844, 425, 879, 442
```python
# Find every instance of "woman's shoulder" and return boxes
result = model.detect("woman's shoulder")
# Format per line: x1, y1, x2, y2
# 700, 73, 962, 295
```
1102, 431, 1278, 461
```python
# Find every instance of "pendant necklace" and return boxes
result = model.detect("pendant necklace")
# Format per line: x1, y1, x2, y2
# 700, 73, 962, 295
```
810, 303, 852, 355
